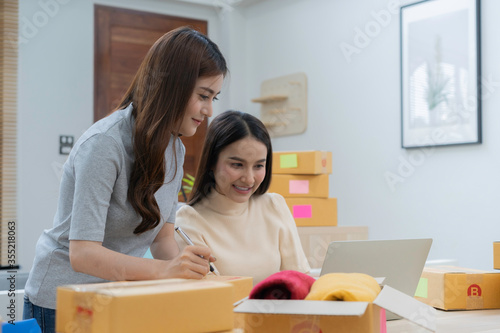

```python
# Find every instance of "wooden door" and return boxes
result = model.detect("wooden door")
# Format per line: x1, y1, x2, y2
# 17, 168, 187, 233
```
94, 5, 208, 202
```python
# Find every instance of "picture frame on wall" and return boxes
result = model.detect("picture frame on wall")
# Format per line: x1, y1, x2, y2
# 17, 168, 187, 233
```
400, 0, 481, 148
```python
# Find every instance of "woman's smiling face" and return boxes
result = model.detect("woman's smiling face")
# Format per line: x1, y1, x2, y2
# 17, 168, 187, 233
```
178, 75, 223, 137
213, 136, 267, 203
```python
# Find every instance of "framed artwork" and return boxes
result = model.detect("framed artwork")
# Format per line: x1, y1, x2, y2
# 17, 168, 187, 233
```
400, 0, 481, 148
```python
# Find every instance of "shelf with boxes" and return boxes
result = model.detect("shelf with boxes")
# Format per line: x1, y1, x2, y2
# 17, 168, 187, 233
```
268, 150, 368, 268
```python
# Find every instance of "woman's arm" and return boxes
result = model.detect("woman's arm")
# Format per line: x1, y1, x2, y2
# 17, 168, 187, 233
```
150, 222, 181, 260
69, 236, 213, 281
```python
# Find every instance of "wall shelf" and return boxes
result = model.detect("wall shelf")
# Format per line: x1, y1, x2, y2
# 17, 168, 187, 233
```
251, 95, 288, 103
252, 72, 307, 137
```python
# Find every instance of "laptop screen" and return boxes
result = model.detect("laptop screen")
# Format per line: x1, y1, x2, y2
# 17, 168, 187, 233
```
320, 239, 432, 299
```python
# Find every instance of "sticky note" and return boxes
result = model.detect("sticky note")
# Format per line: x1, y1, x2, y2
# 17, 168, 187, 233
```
415, 278, 428, 298
280, 154, 298, 169
380, 309, 387, 333
289, 180, 309, 194
293, 205, 312, 218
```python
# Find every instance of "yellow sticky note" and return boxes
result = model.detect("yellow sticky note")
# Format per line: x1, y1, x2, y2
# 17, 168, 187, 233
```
415, 278, 428, 298
280, 154, 298, 168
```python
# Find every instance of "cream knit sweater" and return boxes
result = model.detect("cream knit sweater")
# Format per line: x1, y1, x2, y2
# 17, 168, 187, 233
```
175, 191, 310, 284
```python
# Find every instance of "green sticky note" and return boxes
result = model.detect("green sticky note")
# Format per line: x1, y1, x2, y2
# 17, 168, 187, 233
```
280, 154, 298, 168
415, 277, 428, 298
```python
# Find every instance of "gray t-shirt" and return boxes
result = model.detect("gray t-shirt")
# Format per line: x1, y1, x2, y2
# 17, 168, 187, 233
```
25, 104, 185, 309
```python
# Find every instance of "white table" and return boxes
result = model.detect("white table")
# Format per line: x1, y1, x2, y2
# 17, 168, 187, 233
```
387, 308, 500, 332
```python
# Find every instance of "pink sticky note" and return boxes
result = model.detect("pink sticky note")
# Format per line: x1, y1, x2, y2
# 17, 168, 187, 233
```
289, 180, 310, 194
380, 308, 387, 333
293, 205, 312, 218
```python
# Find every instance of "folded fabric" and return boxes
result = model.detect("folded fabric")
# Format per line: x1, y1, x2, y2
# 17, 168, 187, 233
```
305, 273, 381, 302
249, 270, 316, 300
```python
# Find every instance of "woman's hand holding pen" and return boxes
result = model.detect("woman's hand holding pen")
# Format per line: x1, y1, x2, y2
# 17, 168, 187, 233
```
161, 245, 216, 279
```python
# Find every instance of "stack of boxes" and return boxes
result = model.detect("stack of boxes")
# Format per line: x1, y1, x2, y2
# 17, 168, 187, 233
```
270, 151, 337, 227
268, 150, 368, 268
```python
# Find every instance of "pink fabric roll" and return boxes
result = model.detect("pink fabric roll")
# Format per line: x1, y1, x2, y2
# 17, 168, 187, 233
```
249, 270, 316, 300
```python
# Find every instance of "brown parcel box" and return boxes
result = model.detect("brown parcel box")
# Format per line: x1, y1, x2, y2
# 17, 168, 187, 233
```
273, 151, 332, 175
415, 266, 500, 310
234, 286, 436, 333
268, 174, 329, 198
494, 242, 500, 270
202, 275, 253, 303
56, 279, 234, 333
285, 197, 337, 227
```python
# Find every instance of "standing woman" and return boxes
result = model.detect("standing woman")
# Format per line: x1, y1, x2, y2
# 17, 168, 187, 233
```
175, 111, 310, 285
23, 26, 227, 333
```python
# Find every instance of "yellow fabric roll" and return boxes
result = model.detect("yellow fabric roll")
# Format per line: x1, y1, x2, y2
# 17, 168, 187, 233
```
305, 273, 381, 302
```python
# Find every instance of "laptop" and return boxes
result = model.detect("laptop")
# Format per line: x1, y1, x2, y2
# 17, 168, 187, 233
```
320, 238, 432, 320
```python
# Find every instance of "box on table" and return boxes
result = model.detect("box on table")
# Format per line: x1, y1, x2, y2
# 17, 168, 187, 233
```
297, 226, 369, 268
285, 197, 337, 227
494, 242, 500, 270
202, 275, 253, 303
268, 174, 329, 198
415, 266, 500, 310
234, 285, 436, 333
56, 278, 234, 333
273, 151, 332, 175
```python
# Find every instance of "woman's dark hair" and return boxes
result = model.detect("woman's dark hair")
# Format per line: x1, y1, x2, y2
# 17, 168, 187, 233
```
188, 110, 272, 206
115, 26, 227, 234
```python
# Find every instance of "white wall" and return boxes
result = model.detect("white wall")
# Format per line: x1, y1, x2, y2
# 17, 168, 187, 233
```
18, 0, 500, 273
17, 0, 228, 272
236, 0, 500, 270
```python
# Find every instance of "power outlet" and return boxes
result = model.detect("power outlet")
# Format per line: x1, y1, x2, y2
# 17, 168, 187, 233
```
59, 135, 74, 155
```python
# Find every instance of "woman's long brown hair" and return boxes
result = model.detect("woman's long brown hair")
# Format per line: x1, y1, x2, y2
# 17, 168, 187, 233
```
115, 27, 227, 234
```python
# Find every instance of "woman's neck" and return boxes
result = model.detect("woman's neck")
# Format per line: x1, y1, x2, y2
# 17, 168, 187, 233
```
204, 189, 249, 216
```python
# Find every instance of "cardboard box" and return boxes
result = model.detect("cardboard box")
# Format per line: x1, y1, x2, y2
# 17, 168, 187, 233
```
273, 151, 332, 175
56, 279, 234, 333
285, 197, 337, 227
494, 242, 500, 270
268, 174, 329, 198
57, 280, 143, 333
203, 275, 253, 303
415, 266, 500, 310
234, 286, 436, 333
297, 226, 369, 268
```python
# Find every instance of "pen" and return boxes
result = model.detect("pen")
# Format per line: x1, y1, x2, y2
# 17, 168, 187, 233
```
175, 226, 218, 275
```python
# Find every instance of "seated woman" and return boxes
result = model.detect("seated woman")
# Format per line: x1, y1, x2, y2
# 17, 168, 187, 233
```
175, 110, 310, 284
